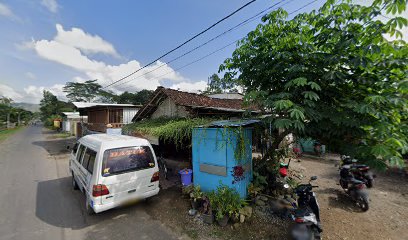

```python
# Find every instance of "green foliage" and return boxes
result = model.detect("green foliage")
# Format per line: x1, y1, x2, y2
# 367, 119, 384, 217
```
248, 171, 268, 198
114, 90, 153, 105
219, 0, 408, 168
190, 185, 204, 202
0, 101, 33, 126
202, 73, 237, 95
63, 80, 109, 102
208, 183, 247, 220
123, 118, 212, 148
39, 90, 72, 123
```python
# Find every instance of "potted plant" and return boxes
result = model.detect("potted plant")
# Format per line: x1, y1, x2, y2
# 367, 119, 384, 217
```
190, 185, 203, 210
209, 184, 247, 227
201, 196, 214, 224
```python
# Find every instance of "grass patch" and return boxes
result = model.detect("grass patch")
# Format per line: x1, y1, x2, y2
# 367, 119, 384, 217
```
0, 127, 24, 142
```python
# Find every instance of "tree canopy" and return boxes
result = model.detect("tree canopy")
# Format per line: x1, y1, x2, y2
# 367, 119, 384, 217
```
63, 79, 116, 102
39, 90, 73, 124
219, 0, 408, 168
114, 90, 153, 105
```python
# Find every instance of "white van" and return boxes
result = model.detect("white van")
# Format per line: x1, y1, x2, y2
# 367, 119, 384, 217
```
69, 134, 160, 214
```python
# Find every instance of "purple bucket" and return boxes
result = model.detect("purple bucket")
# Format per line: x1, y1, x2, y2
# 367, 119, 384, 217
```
179, 168, 193, 186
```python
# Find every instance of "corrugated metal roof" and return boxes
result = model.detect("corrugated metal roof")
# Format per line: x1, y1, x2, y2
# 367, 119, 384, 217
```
205, 119, 261, 127
72, 102, 138, 109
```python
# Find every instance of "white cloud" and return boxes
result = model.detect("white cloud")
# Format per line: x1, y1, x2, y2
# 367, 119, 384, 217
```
41, 0, 58, 13
20, 23, 193, 94
0, 84, 23, 101
55, 24, 118, 57
23, 84, 66, 103
169, 81, 207, 93
25, 72, 37, 80
0, 2, 18, 21
0, 83, 67, 103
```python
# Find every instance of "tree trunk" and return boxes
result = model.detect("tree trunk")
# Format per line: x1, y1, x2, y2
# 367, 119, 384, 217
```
264, 130, 290, 159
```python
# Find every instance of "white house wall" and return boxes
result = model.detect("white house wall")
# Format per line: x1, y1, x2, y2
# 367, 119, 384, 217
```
123, 108, 139, 124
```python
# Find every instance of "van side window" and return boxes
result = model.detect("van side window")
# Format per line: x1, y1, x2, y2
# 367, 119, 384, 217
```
76, 144, 86, 163
72, 143, 79, 155
87, 150, 97, 174
82, 148, 96, 173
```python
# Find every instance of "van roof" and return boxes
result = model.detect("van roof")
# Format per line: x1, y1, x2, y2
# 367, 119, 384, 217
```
79, 134, 150, 150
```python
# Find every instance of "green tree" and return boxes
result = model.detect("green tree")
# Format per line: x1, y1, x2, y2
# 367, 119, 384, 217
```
63, 80, 104, 102
39, 90, 68, 124
202, 73, 238, 94
115, 90, 153, 105
219, 0, 408, 168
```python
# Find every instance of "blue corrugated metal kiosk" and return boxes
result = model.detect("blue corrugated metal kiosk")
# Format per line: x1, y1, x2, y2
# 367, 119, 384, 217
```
192, 120, 258, 198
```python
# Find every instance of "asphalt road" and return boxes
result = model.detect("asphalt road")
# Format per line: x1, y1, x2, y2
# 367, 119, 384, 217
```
0, 125, 180, 240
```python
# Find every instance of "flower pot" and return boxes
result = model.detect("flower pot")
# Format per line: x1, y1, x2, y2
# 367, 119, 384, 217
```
217, 215, 229, 227
202, 213, 214, 224
191, 199, 202, 210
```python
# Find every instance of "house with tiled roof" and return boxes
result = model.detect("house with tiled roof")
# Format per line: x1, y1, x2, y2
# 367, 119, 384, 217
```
132, 87, 260, 121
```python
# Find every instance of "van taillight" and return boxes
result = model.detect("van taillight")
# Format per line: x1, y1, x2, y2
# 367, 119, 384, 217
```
92, 184, 109, 197
151, 172, 160, 182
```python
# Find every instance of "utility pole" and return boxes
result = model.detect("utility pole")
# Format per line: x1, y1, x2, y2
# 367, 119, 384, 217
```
7, 112, 10, 129
17, 112, 21, 126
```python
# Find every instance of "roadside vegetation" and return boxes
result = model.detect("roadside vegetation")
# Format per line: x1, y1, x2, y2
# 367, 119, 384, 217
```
218, 0, 408, 170
0, 127, 24, 142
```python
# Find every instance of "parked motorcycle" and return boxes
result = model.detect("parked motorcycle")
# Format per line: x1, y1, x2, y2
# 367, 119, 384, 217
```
289, 176, 322, 240
339, 166, 370, 211
340, 155, 375, 188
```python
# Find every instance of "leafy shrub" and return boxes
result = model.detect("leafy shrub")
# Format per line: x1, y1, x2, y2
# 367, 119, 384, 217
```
208, 183, 247, 220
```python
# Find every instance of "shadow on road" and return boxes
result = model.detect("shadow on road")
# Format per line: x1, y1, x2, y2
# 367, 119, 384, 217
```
32, 138, 75, 157
36, 177, 88, 229
35, 176, 169, 235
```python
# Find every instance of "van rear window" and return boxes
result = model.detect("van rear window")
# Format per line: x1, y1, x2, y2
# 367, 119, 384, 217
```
102, 146, 155, 176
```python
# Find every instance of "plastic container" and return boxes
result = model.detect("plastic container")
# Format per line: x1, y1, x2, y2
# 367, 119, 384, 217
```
179, 168, 193, 186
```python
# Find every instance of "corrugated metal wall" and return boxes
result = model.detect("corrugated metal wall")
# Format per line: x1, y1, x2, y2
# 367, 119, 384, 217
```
123, 108, 139, 124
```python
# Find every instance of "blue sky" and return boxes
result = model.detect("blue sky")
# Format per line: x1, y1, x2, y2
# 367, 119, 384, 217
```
0, 0, 327, 103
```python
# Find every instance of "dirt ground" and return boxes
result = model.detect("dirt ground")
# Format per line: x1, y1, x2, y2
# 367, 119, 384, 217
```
290, 157, 408, 240
144, 156, 408, 240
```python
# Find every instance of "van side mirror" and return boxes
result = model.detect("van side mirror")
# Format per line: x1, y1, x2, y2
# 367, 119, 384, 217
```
310, 176, 317, 181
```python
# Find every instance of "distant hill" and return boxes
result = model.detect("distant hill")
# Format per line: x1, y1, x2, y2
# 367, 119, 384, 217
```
11, 102, 40, 112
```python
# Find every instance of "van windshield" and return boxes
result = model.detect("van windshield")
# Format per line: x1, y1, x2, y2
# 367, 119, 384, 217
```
102, 146, 155, 176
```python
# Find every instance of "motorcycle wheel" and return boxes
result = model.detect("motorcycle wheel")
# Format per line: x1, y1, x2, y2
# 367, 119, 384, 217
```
357, 195, 369, 212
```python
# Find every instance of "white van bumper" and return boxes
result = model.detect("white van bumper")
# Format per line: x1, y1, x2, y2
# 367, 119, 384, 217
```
92, 188, 160, 213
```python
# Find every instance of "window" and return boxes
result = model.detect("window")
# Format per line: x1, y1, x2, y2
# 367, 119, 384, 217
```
82, 148, 97, 174
76, 144, 86, 163
102, 146, 155, 176
72, 143, 79, 155
87, 151, 96, 173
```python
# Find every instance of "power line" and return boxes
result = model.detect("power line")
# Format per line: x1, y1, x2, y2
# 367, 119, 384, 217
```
103, 0, 257, 89
110, 0, 295, 89
115, 0, 319, 88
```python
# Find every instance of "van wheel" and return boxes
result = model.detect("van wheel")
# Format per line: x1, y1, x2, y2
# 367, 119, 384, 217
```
72, 173, 79, 190
85, 197, 95, 215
